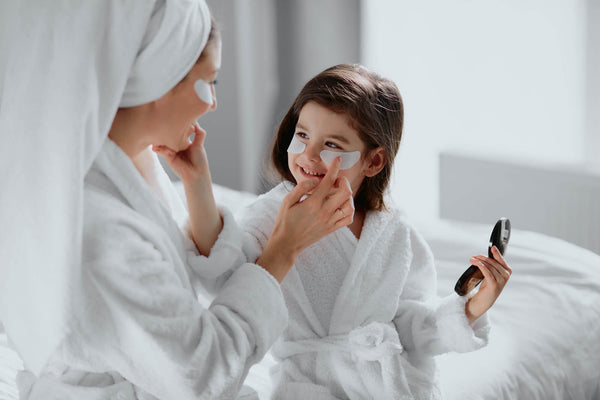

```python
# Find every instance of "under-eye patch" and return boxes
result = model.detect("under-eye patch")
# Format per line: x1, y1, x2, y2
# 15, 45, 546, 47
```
287, 135, 360, 170
320, 148, 360, 170
287, 134, 307, 154
194, 80, 213, 105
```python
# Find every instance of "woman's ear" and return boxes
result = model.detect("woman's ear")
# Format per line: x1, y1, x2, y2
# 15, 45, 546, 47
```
364, 147, 387, 177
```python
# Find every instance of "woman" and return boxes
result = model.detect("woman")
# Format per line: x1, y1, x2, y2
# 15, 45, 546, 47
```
15, 3, 353, 400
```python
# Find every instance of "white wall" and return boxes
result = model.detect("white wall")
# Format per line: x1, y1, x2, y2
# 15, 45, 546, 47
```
362, 0, 589, 222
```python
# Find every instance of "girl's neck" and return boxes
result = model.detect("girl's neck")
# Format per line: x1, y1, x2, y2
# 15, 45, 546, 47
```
348, 209, 366, 239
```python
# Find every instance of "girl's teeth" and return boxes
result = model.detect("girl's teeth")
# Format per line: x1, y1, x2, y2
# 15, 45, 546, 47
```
302, 167, 321, 176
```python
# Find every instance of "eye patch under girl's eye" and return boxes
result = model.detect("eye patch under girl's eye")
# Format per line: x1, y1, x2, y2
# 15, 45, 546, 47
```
287, 135, 360, 170
287, 134, 306, 154
320, 149, 360, 169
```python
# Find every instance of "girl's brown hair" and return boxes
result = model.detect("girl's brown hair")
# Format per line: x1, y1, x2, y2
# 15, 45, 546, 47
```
271, 64, 404, 212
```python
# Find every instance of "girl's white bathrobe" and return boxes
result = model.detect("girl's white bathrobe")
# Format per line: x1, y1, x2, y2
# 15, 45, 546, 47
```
238, 183, 490, 400
17, 139, 288, 400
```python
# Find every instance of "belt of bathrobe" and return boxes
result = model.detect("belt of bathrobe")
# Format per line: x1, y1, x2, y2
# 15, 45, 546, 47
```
272, 321, 403, 362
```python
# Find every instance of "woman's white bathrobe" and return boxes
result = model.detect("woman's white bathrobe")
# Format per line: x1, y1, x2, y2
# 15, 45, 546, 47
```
238, 183, 490, 400
17, 139, 288, 400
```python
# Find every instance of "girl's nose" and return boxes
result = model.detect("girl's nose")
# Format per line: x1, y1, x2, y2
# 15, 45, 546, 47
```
303, 143, 322, 162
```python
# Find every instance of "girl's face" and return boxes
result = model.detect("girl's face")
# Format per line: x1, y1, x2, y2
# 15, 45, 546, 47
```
151, 39, 221, 152
288, 101, 381, 197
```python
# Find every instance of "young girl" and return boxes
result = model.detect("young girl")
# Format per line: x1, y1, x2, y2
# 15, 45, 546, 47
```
237, 64, 512, 400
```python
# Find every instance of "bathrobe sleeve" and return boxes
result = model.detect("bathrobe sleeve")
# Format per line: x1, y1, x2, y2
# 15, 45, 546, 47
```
184, 206, 254, 296
74, 202, 288, 400
393, 226, 490, 357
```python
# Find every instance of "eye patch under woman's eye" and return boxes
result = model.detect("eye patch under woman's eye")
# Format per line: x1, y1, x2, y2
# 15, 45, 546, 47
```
194, 79, 213, 105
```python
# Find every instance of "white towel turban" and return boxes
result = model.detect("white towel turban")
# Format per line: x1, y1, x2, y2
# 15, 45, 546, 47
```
0, 0, 211, 375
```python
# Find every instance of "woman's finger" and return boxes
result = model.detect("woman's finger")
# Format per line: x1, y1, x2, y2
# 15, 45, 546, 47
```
333, 196, 355, 222
310, 157, 341, 200
192, 123, 207, 147
283, 180, 318, 208
152, 145, 176, 159
323, 176, 353, 214
332, 213, 354, 231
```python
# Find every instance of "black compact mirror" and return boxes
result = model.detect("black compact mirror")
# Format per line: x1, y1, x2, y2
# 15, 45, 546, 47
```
454, 218, 511, 296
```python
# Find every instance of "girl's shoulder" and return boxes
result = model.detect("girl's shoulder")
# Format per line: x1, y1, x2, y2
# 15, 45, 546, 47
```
235, 181, 291, 228
364, 207, 431, 250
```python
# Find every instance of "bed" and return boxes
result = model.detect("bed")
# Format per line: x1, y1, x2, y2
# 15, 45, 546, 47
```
1, 184, 599, 400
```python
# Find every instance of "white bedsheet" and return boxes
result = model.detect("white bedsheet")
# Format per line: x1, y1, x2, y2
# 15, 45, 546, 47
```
422, 219, 600, 400
1, 184, 599, 400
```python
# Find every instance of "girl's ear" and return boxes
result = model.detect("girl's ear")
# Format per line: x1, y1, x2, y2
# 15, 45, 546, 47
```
364, 147, 387, 177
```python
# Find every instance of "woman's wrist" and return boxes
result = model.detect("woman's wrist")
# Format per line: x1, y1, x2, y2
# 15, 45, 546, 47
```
256, 236, 299, 283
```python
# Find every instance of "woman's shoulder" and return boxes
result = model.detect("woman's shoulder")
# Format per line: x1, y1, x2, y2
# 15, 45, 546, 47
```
83, 168, 162, 251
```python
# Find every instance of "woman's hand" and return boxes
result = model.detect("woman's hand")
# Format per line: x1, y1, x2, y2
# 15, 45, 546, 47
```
465, 246, 512, 323
152, 123, 210, 184
257, 157, 354, 282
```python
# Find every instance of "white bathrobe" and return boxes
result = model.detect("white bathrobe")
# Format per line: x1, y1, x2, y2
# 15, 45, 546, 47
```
17, 139, 288, 400
238, 183, 490, 400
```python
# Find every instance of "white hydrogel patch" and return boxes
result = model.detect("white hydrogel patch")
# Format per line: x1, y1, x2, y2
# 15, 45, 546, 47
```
320, 149, 360, 170
194, 80, 213, 105
287, 134, 306, 153
287, 135, 360, 170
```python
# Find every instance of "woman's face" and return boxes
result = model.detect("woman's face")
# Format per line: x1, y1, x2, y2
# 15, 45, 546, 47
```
152, 39, 222, 153
287, 101, 370, 197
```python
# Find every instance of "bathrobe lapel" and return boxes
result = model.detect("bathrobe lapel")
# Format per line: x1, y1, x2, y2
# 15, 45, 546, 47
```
91, 139, 194, 291
329, 210, 411, 335
281, 267, 328, 338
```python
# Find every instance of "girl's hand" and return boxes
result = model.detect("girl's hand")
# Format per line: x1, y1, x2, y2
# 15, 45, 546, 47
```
257, 157, 354, 282
152, 123, 210, 184
465, 246, 512, 323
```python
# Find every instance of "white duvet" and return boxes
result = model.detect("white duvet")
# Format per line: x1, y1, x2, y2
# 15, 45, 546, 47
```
1, 184, 599, 400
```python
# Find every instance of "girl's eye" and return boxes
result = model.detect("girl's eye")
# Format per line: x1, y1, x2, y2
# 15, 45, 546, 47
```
296, 132, 308, 139
210, 80, 218, 85
325, 142, 341, 149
